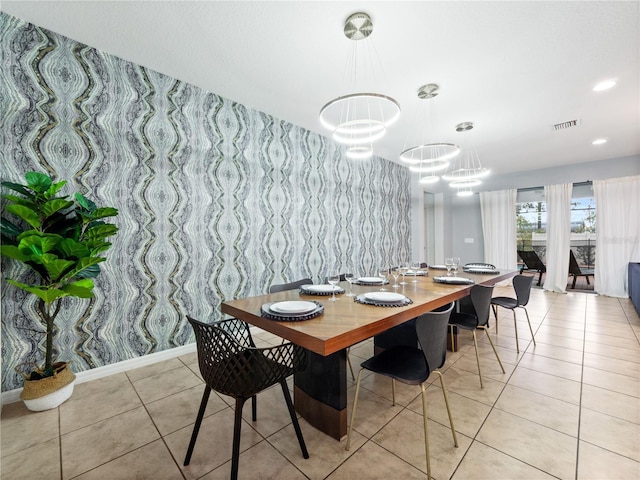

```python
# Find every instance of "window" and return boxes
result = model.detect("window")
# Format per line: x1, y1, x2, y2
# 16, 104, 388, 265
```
516, 183, 595, 269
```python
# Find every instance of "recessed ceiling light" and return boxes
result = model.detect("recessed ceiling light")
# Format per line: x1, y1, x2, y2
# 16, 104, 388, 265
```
593, 80, 616, 91
592, 138, 608, 145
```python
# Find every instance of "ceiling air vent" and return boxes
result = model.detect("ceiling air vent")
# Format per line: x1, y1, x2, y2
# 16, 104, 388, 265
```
553, 119, 581, 131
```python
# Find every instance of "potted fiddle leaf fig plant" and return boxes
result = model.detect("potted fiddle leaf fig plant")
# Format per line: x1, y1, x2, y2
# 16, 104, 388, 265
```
1, 171, 118, 411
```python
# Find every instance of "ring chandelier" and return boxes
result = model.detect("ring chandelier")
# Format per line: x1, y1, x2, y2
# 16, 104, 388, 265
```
319, 12, 400, 160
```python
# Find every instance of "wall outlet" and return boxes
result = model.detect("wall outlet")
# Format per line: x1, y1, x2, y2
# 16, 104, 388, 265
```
464, 238, 474, 244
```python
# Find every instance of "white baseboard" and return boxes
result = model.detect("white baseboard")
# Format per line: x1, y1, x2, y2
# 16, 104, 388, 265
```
1, 342, 197, 406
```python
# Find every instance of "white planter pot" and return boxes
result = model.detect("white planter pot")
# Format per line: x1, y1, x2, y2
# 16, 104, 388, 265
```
23, 380, 75, 411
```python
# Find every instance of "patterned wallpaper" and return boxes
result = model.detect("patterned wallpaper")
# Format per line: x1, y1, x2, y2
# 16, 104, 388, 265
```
0, 13, 411, 391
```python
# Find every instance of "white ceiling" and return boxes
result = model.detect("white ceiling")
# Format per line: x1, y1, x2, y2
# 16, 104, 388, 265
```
2, 1, 639, 179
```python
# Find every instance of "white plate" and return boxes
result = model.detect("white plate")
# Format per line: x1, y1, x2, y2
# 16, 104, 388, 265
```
270, 301, 318, 314
405, 270, 425, 275
363, 292, 406, 303
303, 284, 341, 292
358, 277, 383, 283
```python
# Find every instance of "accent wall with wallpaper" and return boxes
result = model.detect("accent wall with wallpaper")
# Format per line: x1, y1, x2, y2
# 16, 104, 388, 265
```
0, 13, 411, 391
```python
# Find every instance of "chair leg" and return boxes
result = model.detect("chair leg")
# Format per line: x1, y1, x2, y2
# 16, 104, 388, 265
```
572, 275, 577, 289
537, 271, 542, 286
586, 275, 591, 285
471, 330, 483, 389
523, 307, 536, 346
279, 380, 309, 459
346, 369, 364, 451
492, 305, 499, 335
184, 386, 212, 466
481, 326, 506, 374
435, 371, 458, 447
346, 347, 355, 381
512, 309, 520, 353
251, 395, 257, 421
420, 383, 432, 480
450, 325, 456, 352
391, 378, 396, 406
230, 398, 246, 480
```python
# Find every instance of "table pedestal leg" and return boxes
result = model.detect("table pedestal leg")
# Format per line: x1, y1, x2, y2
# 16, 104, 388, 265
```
293, 349, 347, 440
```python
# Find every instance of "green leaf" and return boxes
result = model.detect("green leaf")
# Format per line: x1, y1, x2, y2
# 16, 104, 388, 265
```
2, 194, 36, 208
62, 256, 105, 281
86, 224, 118, 240
18, 233, 63, 255
6, 204, 41, 229
75, 193, 96, 211
75, 263, 101, 279
42, 199, 74, 218
1, 217, 24, 238
1, 244, 30, 262
91, 207, 119, 220
57, 238, 90, 258
61, 279, 95, 298
25, 172, 52, 193
45, 181, 67, 199
6, 280, 67, 303
1, 181, 33, 197
42, 257, 75, 281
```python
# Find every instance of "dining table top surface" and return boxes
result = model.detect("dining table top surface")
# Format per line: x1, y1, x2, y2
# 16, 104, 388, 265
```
221, 269, 518, 357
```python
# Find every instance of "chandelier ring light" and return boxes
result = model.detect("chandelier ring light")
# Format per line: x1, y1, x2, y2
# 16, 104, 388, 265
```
401, 142, 460, 167
319, 12, 400, 159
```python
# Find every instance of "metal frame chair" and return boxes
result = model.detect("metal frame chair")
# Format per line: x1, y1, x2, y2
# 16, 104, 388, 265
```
491, 274, 536, 353
347, 303, 457, 480
184, 317, 309, 480
448, 284, 505, 388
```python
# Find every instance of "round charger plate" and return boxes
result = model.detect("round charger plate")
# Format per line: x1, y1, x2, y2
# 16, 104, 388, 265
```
270, 301, 318, 314
429, 265, 448, 270
364, 292, 406, 303
464, 267, 499, 274
433, 276, 475, 285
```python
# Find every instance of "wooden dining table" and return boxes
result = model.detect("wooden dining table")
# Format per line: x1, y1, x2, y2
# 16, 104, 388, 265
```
221, 269, 517, 440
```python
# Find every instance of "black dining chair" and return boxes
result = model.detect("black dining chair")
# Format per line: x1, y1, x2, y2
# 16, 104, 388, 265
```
184, 317, 309, 480
268, 278, 313, 293
448, 284, 505, 388
346, 303, 457, 480
491, 274, 536, 353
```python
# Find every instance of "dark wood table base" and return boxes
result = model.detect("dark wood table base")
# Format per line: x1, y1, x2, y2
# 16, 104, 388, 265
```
293, 349, 347, 440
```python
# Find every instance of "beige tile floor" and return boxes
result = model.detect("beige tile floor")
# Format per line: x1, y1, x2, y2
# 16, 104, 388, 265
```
2, 287, 639, 479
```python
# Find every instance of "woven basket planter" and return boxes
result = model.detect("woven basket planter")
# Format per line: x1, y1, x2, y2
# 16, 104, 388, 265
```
20, 362, 76, 411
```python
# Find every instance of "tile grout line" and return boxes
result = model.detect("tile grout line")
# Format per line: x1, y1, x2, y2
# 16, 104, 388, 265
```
574, 295, 589, 480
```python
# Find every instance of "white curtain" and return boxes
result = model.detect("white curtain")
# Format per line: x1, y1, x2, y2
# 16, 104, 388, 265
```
594, 175, 640, 297
480, 189, 517, 285
544, 183, 573, 293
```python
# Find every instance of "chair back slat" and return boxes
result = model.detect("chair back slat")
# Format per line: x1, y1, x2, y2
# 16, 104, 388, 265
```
269, 278, 313, 293
470, 284, 494, 327
415, 303, 455, 372
513, 274, 534, 306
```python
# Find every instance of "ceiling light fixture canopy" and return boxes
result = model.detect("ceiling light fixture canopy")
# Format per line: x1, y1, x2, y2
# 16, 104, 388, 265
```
401, 83, 460, 184
319, 12, 400, 160
442, 122, 490, 197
